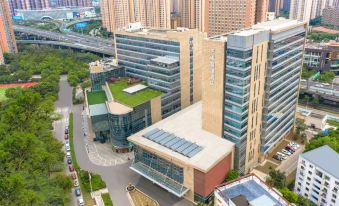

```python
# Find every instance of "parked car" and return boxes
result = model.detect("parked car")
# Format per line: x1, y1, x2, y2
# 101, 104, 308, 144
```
71, 172, 77, 180
77, 197, 84, 206
277, 152, 287, 160
74, 179, 79, 187
286, 145, 295, 151
288, 144, 297, 150
273, 154, 282, 161
65, 145, 71, 152
67, 158, 72, 165
69, 165, 74, 172
282, 149, 291, 156
291, 142, 300, 148
65, 128, 69, 134
285, 147, 294, 153
64, 134, 69, 140
66, 151, 71, 158
65, 140, 69, 145
74, 188, 81, 197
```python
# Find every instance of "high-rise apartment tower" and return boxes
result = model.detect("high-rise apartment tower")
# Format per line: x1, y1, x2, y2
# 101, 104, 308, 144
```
0, 0, 17, 64
100, 0, 171, 33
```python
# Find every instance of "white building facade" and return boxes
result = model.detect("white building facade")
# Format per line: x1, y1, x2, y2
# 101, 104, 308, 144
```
294, 145, 339, 206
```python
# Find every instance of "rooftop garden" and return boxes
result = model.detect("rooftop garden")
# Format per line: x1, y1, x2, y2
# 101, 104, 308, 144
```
87, 90, 107, 105
108, 78, 162, 107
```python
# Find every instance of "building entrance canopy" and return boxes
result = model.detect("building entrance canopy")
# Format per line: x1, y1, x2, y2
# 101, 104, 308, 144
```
130, 161, 189, 197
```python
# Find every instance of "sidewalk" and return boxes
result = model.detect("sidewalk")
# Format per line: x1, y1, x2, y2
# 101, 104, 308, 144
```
81, 110, 133, 167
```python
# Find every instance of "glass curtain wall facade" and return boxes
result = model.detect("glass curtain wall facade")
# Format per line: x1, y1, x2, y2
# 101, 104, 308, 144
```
108, 102, 152, 149
134, 145, 184, 183
261, 31, 306, 153
115, 34, 183, 118
224, 48, 253, 172
147, 57, 181, 117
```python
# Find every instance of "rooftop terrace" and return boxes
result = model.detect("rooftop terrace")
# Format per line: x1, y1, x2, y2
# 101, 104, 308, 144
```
87, 90, 107, 105
216, 175, 291, 206
108, 78, 162, 107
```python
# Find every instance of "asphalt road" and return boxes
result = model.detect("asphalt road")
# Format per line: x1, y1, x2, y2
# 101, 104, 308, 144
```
53, 75, 77, 206
56, 76, 192, 206
14, 26, 114, 55
300, 79, 339, 91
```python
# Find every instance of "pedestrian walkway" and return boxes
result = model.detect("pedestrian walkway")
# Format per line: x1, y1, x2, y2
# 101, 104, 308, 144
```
81, 110, 133, 166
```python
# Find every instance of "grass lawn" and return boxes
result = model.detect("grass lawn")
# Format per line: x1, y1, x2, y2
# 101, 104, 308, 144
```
102, 193, 113, 206
87, 91, 107, 105
0, 88, 8, 102
108, 78, 162, 107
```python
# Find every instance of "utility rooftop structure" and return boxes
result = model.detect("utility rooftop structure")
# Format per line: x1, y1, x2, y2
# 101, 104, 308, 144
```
128, 102, 234, 202
215, 174, 292, 206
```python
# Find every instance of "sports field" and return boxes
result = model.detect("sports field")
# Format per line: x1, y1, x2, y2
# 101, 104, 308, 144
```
0, 82, 38, 102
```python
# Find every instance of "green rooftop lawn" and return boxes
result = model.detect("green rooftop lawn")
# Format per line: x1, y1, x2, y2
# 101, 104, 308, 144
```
108, 78, 162, 107
87, 91, 107, 105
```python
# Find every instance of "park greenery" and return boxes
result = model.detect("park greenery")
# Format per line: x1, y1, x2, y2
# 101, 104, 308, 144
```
0, 74, 71, 204
301, 65, 317, 80
319, 71, 336, 83
71, 20, 112, 38
0, 45, 100, 86
305, 120, 339, 153
307, 32, 339, 42
267, 170, 316, 206
0, 46, 106, 205
14, 20, 59, 32
301, 65, 335, 83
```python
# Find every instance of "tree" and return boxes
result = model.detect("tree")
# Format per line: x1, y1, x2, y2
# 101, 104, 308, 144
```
279, 187, 298, 203
297, 195, 317, 206
225, 169, 240, 182
295, 119, 307, 136
266, 170, 286, 189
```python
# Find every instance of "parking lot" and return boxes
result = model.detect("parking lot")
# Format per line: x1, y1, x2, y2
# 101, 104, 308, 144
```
255, 138, 304, 176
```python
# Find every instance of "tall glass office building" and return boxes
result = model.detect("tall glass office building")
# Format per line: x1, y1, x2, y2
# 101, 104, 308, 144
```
253, 20, 306, 153
203, 19, 306, 174
115, 28, 203, 118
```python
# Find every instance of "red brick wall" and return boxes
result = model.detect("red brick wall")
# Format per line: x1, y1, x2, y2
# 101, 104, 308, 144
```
194, 153, 232, 197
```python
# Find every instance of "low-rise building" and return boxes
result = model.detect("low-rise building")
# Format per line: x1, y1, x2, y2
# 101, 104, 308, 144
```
294, 145, 339, 206
322, 7, 339, 27
86, 77, 162, 152
128, 102, 235, 203
214, 174, 291, 206
304, 41, 339, 72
